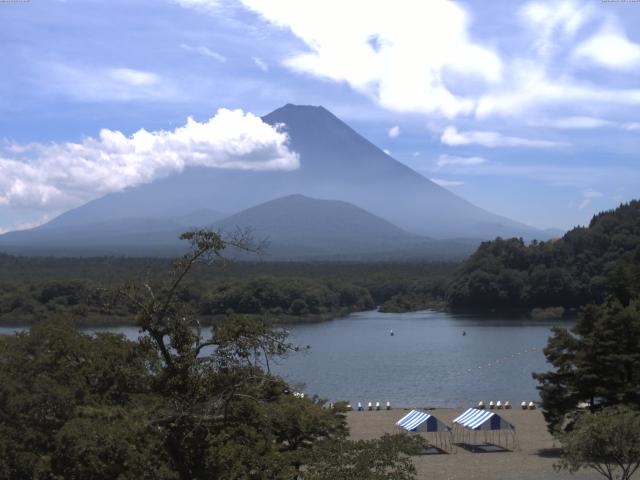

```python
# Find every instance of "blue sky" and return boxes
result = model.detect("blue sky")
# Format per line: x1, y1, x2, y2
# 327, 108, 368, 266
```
1, 0, 639, 233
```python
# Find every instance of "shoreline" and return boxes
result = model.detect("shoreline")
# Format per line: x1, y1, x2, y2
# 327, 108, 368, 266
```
346, 408, 602, 480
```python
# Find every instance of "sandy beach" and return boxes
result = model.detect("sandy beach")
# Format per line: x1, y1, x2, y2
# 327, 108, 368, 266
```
346, 407, 615, 480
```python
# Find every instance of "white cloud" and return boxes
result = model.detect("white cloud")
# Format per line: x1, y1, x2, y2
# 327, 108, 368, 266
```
109, 68, 160, 86
238, 0, 502, 118
0, 108, 299, 211
579, 188, 603, 209
42, 63, 181, 102
520, 0, 594, 57
180, 43, 227, 62
0, 217, 54, 235
583, 188, 603, 199
430, 178, 464, 187
173, 0, 221, 12
545, 116, 611, 129
441, 126, 568, 148
253, 56, 269, 72
436, 154, 487, 167
388, 125, 400, 138
574, 25, 640, 71
425, 160, 638, 190
176, 0, 640, 122
475, 60, 640, 118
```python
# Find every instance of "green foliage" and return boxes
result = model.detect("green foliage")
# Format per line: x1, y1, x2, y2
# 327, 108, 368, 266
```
0, 319, 169, 479
200, 277, 374, 318
0, 229, 421, 479
0, 254, 454, 325
303, 433, 424, 480
533, 298, 640, 433
556, 405, 640, 480
447, 200, 640, 309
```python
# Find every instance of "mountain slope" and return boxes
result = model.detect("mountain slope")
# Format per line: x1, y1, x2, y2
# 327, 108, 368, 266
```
214, 194, 412, 259
214, 194, 478, 260
0, 104, 551, 256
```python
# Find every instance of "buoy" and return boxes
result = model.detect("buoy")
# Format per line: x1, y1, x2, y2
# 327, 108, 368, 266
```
504, 401, 511, 409
478, 400, 485, 409
521, 401, 527, 410
496, 400, 503, 409
357, 402, 363, 411
386, 401, 391, 410
368, 402, 373, 411
375, 402, 381, 411
528, 401, 536, 410
489, 400, 495, 409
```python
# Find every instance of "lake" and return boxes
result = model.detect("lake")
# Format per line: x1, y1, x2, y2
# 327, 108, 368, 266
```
0, 309, 572, 408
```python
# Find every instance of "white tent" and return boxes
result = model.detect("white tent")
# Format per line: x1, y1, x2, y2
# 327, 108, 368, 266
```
452, 408, 517, 451
396, 410, 452, 451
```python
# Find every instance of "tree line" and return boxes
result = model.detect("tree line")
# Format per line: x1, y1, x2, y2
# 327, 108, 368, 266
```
446, 200, 640, 310
0, 256, 454, 326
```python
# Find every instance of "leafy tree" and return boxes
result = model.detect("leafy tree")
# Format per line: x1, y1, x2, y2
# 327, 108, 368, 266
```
533, 298, 640, 433
0, 230, 420, 479
0, 319, 169, 480
303, 434, 424, 480
447, 200, 640, 309
556, 405, 640, 480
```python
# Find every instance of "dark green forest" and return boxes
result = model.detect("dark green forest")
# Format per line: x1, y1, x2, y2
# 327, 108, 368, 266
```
446, 200, 640, 310
1, 200, 638, 326
0, 255, 453, 326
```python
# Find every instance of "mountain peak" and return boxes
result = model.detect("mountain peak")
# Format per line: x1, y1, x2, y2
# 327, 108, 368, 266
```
263, 103, 336, 126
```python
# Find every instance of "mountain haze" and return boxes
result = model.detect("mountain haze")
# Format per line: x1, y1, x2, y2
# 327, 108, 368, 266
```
0, 104, 552, 257
213, 194, 475, 260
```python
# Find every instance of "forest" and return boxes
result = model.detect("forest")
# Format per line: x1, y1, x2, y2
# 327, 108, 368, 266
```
0, 200, 638, 326
0, 255, 453, 326
445, 200, 640, 310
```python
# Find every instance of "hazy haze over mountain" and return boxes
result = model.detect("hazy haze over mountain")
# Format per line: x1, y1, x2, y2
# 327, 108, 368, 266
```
0, 104, 554, 256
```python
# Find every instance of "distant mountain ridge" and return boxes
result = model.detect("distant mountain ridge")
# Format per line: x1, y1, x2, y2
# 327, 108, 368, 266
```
213, 194, 476, 260
0, 104, 555, 257
0, 194, 478, 259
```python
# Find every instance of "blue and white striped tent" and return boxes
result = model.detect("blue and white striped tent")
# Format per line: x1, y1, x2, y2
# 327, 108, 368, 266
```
396, 410, 450, 433
452, 408, 518, 451
452, 408, 515, 431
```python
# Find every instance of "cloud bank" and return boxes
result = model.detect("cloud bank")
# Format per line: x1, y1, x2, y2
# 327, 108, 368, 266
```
209, 0, 640, 121
0, 108, 299, 211
441, 126, 568, 148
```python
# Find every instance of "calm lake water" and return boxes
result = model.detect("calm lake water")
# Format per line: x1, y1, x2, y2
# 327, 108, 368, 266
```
0, 309, 572, 407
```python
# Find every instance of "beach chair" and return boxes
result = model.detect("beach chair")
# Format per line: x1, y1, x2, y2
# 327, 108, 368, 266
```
478, 400, 485, 409
375, 401, 381, 411
386, 401, 391, 410
368, 402, 373, 411
489, 400, 495, 409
